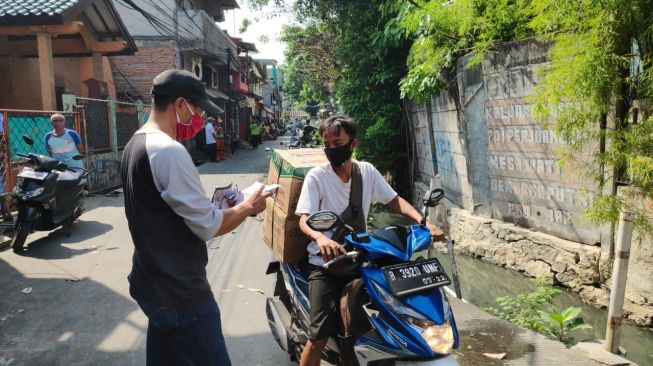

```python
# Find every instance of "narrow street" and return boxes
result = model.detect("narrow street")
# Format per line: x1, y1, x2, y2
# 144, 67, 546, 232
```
0, 137, 293, 366
0, 136, 630, 366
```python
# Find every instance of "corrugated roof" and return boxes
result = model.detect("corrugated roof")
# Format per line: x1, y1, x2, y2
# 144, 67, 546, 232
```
0, 0, 80, 17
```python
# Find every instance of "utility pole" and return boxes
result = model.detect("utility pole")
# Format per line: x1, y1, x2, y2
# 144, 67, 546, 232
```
431, 176, 462, 299
173, 0, 180, 68
604, 211, 634, 354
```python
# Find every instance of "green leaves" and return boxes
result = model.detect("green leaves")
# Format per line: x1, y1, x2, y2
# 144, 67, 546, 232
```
390, 0, 535, 99
486, 279, 591, 346
280, 23, 338, 109
486, 278, 562, 332
538, 307, 592, 345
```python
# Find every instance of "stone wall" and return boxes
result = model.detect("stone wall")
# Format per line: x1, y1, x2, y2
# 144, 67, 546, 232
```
448, 208, 652, 327
410, 38, 653, 327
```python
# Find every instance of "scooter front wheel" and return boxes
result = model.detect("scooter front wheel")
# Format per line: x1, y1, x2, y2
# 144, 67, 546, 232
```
11, 220, 30, 253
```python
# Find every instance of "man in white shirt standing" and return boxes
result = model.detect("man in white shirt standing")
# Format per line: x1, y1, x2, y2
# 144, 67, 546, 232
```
204, 118, 217, 162
295, 115, 444, 366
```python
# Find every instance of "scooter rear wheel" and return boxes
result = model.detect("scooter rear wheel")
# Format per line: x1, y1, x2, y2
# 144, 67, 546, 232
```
11, 220, 30, 253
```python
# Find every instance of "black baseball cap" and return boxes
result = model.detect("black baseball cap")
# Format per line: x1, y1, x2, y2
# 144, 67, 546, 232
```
151, 69, 224, 116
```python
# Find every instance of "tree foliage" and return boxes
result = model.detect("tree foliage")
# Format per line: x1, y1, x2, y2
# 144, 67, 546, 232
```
486, 278, 591, 346
390, 0, 534, 101
280, 23, 338, 110
392, 0, 653, 236
250, 0, 413, 195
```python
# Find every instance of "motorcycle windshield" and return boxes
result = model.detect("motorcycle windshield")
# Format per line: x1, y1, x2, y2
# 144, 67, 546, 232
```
407, 224, 432, 254
347, 224, 431, 261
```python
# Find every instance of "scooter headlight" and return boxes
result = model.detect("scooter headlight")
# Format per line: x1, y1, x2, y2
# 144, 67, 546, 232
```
420, 321, 454, 355
373, 281, 454, 355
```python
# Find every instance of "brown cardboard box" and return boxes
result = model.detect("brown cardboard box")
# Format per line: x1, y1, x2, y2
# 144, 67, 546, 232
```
267, 148, 328, 215
263, 197, 310, 263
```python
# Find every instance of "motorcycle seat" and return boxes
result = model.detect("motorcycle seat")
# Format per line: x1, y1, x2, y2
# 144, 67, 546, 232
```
371, 226, 408, 252
56, 169, 83, 182
55, 170, 84, 191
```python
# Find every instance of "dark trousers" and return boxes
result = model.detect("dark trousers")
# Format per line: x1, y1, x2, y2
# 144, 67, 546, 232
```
251, 134, 260, 148
205, 143, 217, 162
130, 287, 232, 366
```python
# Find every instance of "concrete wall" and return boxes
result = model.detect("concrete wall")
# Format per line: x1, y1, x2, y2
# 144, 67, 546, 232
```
86, 151, 122, 192
410, 39, 601, 245
409, 38, 653, 322
406, 101, 436, 201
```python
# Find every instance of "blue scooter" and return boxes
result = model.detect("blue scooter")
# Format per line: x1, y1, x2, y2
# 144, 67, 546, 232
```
266, 189, 459, 365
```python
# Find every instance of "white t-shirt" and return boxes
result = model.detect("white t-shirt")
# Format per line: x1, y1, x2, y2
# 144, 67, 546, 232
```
205, 123, 216, 145
295, 161, 398, 266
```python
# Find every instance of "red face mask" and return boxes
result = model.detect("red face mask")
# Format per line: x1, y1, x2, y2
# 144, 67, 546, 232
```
176, 100, 204, 141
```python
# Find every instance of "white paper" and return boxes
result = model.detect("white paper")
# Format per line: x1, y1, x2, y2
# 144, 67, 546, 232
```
241, 182, 279, 197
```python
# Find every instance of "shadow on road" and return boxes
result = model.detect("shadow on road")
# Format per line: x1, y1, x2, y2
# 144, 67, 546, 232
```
14, 220, 114, 259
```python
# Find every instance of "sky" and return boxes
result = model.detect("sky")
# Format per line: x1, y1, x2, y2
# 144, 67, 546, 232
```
219, 1, 293, 64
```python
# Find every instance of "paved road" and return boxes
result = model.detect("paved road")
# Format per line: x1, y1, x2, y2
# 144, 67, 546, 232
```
0, 135, 627, 366
0, 136, 293, 366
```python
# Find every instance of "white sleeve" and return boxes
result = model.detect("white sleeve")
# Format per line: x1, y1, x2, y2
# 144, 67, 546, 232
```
148, 138, 223, 241
371, 165, 398, 204
295, 171, 321, 216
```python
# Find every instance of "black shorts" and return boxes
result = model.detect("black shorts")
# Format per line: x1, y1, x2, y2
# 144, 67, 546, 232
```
307, 264, 355, 340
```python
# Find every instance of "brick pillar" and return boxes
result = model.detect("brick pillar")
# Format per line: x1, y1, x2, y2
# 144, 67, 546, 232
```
92, 51, 104, 81
37, 32, 56, 110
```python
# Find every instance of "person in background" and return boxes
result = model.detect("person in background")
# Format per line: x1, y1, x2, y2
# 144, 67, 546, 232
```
228, 119, 238, 155
262, 121, 272, 141
204, 117, 217, 162
44, 113, 84, 170
249, 119, 261, 149
290, 119, 298, 136
215, 118, 225, 162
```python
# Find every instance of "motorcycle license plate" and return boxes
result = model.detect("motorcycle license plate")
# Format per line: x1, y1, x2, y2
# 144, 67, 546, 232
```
18, 169, 48, 180
383, 258, 451, 297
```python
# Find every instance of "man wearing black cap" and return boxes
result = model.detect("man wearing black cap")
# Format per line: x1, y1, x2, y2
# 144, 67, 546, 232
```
121, 69, 271, 366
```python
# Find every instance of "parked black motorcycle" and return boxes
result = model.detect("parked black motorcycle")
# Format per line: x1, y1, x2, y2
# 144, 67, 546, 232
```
10, 135, 87, 253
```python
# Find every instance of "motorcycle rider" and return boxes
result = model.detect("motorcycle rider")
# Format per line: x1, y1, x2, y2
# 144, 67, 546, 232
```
295, 115, 445, 366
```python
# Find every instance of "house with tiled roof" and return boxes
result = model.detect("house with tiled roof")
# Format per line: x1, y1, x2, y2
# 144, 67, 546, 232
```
0, 0, 137, 110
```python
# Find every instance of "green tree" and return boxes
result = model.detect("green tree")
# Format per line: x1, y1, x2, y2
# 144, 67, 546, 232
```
330, 0, 411, 192
280, 23, 338, 110
249, 0, 414, 196
526, 0, 653, 238
389, 0, 534, 101
392, 0, 653, 239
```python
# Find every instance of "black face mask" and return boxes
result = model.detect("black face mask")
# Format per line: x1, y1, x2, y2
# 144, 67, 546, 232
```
325, 140, 354, 167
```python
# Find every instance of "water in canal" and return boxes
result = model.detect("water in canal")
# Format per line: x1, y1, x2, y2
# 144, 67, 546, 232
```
369, 206, 653, 366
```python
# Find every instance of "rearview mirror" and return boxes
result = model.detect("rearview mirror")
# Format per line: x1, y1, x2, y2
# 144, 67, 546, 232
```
72, 154, 85, 160
306, 211, 341, 232
22, 135, 34, 146
423, 189, 444, 208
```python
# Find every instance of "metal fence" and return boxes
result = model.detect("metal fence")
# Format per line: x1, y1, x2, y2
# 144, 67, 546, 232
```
0, 109, 80, 193
116, 101, 140, 149
77, 97, 111, 153
0, 98, 147, 193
